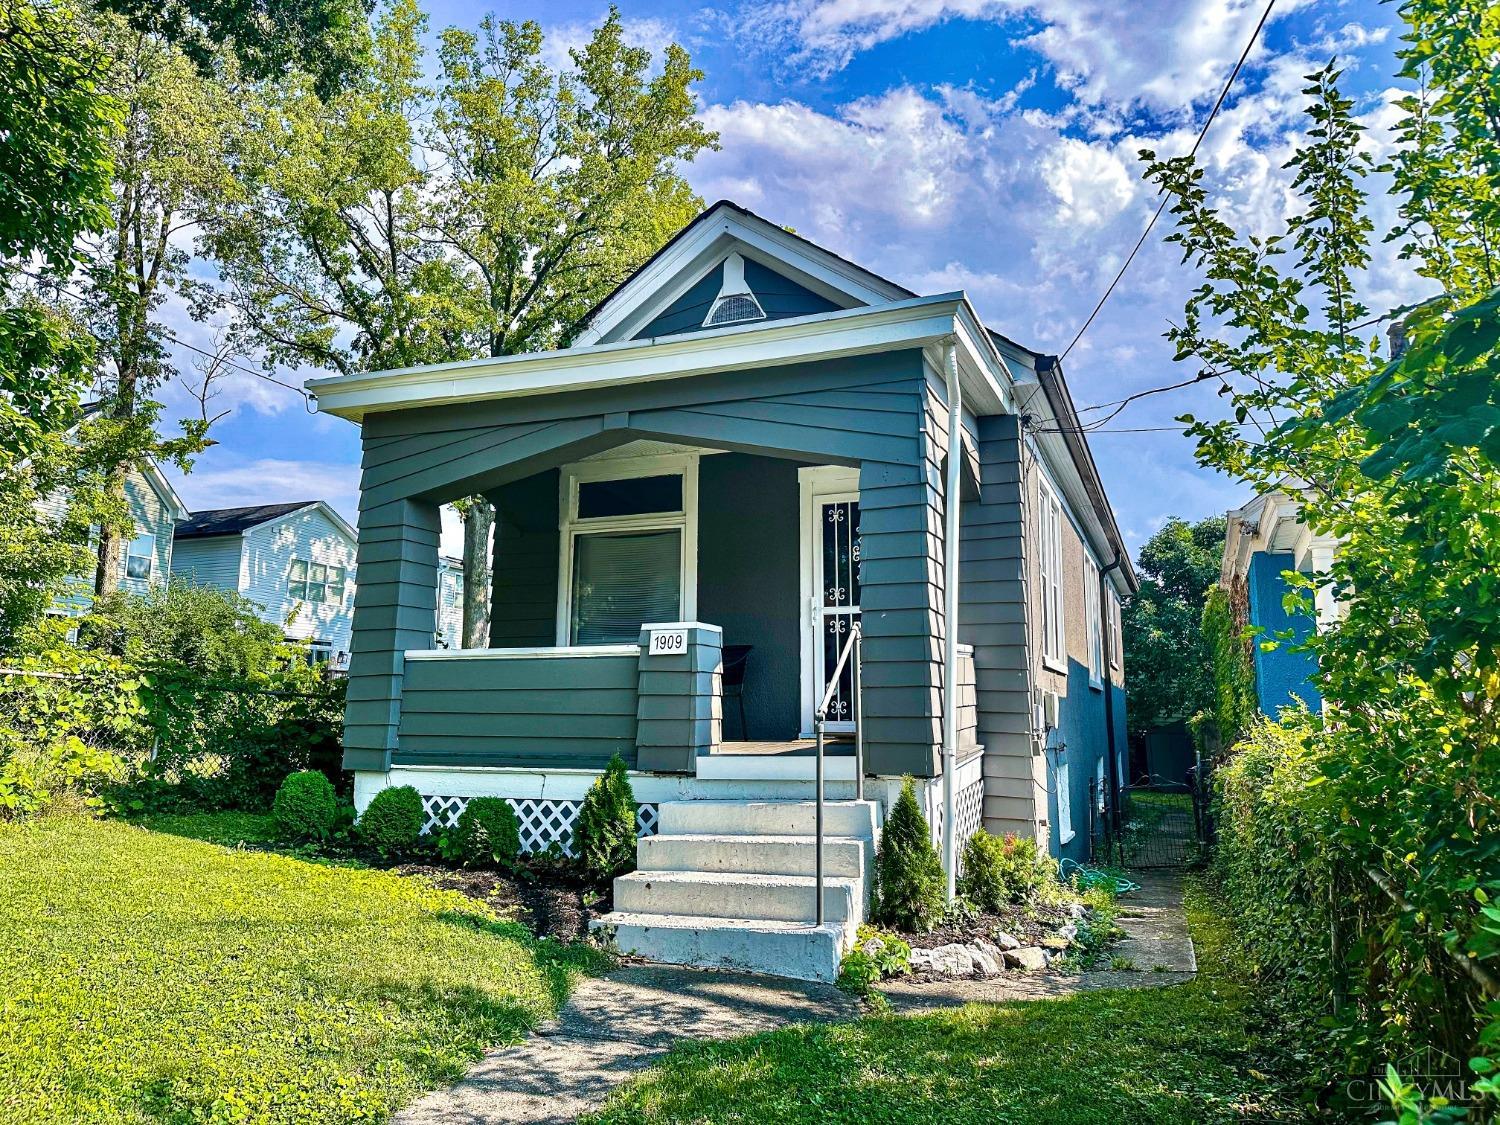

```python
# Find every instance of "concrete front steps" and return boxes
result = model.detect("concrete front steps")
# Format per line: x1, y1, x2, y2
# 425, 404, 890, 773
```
590, 799, 878, 983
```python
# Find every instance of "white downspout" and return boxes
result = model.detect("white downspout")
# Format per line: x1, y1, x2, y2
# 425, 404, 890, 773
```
942, 341, 963, 902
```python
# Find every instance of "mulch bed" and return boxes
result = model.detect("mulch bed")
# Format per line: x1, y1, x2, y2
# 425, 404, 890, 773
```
899, 898, 1074, 951
392, 863, 601, 943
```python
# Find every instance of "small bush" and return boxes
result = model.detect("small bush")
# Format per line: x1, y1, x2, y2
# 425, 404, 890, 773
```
957, 830, 1057, 911
451, 797, 521, 869
575, 753, 637, 884
873, 778, 945, 932
358, 785, 424, 858
837, 926, 912, 996
272, 770, 337, 840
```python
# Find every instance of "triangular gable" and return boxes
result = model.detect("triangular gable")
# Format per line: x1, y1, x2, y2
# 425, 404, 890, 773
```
573, 200, 914, 347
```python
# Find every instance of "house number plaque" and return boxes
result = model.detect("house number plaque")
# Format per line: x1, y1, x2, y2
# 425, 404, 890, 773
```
648, 628, 688, 655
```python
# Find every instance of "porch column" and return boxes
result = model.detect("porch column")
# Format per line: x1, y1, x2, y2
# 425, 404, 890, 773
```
343, 497, 441, 771
857, 459, 944, 777
635, 622, 722, 772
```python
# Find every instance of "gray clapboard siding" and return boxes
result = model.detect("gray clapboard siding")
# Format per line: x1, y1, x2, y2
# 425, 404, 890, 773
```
958, 414, 1038, 837
633, 259, 840, 339
489, 470, 560, 646
398, 652, 640, 769
170, 536, 242, 590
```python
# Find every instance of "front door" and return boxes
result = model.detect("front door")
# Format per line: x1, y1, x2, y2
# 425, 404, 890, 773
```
799, 468, 861, 735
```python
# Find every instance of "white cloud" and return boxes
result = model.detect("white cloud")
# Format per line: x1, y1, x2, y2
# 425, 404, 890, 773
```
722, 0, 1310, 115
163, 458, 361, 527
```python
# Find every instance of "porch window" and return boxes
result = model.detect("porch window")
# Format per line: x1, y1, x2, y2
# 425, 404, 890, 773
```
1039, 478, 1065, 668
559, 455, 698, 646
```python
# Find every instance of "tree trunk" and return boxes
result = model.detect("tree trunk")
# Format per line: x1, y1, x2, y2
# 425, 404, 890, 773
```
461, 499, 493, 648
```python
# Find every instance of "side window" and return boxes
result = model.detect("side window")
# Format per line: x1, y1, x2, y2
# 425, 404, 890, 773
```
1084, 553, 1103, 686
126, 530, 156, 580
1054, 762, 1074, 845
1038, 480, 1065, 667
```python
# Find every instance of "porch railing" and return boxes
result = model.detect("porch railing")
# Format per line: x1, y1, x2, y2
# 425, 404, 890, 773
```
812, 620, 863, 926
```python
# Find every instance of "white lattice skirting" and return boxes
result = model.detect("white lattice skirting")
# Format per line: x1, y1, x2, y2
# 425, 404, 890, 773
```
930, 775, 987, 870
420, 794, 659, 856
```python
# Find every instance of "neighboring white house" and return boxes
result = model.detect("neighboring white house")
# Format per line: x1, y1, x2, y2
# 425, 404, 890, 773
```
436, 555, 463, 648
42, 458, 190, 617
171, 501, 359, 664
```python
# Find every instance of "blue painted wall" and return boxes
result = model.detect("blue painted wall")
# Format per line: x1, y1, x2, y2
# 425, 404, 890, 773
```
634, 259, 840, 339
1247, 552, 1321, 716
1046, 657, 1115, 863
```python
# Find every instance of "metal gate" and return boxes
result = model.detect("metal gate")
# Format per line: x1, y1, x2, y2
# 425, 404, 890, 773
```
1116, 782, 1198, 868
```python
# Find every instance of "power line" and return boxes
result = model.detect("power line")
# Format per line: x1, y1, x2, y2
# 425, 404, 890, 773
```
1058, 0, 1278, 362
14, 268, 314, 405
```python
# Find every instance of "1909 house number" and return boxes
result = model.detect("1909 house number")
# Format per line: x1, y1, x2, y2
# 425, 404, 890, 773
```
648, 628, 688, 655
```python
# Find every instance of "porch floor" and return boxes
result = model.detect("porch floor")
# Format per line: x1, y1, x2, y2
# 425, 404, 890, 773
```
717, 740, 855, 756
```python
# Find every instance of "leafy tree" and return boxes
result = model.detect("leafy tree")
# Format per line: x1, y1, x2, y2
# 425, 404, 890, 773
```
61, 13, 243, 596
1121, 515, 1224, 735
94, 0, 371, 98
208, 2, 718, 637
83, 580, 287, 679
1144, 2, 1500, 1095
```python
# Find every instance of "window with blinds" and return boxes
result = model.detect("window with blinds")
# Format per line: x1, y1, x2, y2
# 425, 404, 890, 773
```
569, 529, 682, 645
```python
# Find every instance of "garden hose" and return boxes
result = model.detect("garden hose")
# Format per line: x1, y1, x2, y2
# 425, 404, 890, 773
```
1059, 858, 1141, 895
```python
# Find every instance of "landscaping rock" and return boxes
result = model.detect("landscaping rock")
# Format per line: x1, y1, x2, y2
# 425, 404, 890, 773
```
908, 948, 934, 971
930, 943, 975, 976
1067, 902, 1087, 921
970, 947, 1003, 977
973, 939, 1002, 959
1004, 946, 1048, 972
859, 938, 885, 958
1058, 923, 1079, 943
993, 930, 1021, 950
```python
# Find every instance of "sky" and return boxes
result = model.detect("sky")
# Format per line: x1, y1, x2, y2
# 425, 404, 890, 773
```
154, 0, 1426, 558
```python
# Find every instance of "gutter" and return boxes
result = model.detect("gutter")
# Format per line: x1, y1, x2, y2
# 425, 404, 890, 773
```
941, 342, 963, 901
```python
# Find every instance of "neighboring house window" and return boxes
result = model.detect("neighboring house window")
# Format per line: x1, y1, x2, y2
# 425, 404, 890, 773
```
126, 530, 155, 581
289, 559, 347, 604
1084, 553, 1103, 687
560, 458, 697, 646
1038, 479, 1065, 668
298, 640, 333, 665
1054, 763, 1074, 845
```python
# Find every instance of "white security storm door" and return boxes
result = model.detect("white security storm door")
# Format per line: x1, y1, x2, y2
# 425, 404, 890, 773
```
812, 502, 861, 740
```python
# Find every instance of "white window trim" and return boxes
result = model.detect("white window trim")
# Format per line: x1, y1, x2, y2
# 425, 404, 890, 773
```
126, 529, 156, 581
1038, 477, 1066, 673
1108, 588, 1123, 671
289, 558, 348, 606
1084, 552, 1104, 690
797, 465, 861, 737
1054, 762, 1075, 845
555, 453, 699, 647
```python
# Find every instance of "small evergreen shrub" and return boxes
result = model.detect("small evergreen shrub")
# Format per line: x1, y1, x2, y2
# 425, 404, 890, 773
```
574, 753, 636, 884
957, 830, 1056, 911
272, 770, 336, 840
358, 785, 424, 858
873, 778, 945, 932
452, 797, 521, 869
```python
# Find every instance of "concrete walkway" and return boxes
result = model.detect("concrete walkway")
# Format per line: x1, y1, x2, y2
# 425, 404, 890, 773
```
395, 869, 1195, 1124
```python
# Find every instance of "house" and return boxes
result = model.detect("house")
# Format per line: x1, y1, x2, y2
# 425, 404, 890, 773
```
42, 458, 189, 618
170, 501, 359, 664
308, 200, 1137, 980
1221, 489, 1339, 717
436, 555, 464, 648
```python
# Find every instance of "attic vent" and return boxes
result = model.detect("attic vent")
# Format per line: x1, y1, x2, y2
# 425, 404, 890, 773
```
702, 252, 765, 328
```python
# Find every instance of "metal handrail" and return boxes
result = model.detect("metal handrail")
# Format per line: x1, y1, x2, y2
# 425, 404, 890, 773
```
813, 621, 863, 926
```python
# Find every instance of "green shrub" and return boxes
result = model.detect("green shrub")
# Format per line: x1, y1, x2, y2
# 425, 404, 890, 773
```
271, 770, 337, 841
451, 797, 521, 869
873, 779, 945, 932
836, 927, 911, 996
574, 753, 636, 884
358, 785, 424, 858
957, 830, 1057, 912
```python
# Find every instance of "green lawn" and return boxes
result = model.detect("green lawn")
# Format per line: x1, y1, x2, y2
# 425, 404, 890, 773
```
585, 880, 1298, 1125
0, 816, 604, 1124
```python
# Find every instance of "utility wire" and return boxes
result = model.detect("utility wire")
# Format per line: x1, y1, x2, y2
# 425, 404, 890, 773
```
14, 268, 314, 405
1058, 0, 1278, 362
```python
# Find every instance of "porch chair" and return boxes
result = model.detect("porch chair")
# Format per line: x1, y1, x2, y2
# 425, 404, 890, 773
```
721, 644, 753, 740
